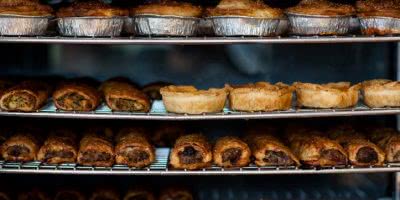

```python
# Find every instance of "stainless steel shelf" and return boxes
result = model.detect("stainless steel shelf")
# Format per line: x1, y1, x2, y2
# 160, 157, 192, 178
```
1, 35, 400, 44
1, 148, 400, 175
1, 101, 400, 120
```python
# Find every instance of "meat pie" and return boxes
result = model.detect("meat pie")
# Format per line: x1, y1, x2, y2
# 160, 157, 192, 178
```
213, 136, 251, 168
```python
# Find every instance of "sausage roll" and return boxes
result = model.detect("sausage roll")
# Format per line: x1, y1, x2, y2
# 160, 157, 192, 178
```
77, 133, 115, 167
123, 188, 155, 200
245, 134, 300, 167
159, 187, 193, 200
89, 188, 119, 200
115, 127, 155, 168
213, 136, 251, 168
53, 80, 101, 111
0, 80, 50, 112
37, 129, 78, 164
2, 132, 40, 162
142, 81, 172, 100
368, 127, 400, 163
18, 189, 50, 200
100, 79, 151, 112
338, 135, 385, 166
289, 134, 348, 167
55, 189, 86, 200
170, 134, 212, 170
152, 123, 185, 147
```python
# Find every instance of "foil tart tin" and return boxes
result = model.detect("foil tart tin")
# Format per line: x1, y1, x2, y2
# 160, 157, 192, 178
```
122, 17, 136, 35
286, 12, 352, 35
57, 17, 124, 37
0, 14, 52, 36
276, 18, 289, 36
359, 17, 400, 35
208, 16, 280, 36
134, 15, 199, 36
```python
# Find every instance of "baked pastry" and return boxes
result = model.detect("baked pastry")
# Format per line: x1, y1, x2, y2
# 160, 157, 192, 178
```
159, 187, 193, 200
206, 0, 283, 18
89, 188, 119, 200
293, 82, 360, 109
338, 135, 385, 166
287, 0, 355, 16
57, 1, 127, 18
18, 188, 50, 200
245, 133, 300, 167
2, 132, 41, 162
0, 80, 51, 112
160, 85, 228, 114
142, 81, 172, 100
77, 132, 114, 167
54, 188, 86, 200
170, 134, 212, 170
100, 78, 151, 112
37, 129, 78, 164
53, 80, 101, 111
0, 0, 53, 16
361, 79, 400, 108
152, 123, 185, 147
368, 127, 400, 163
123, 187, 155, 200
213, 136, 251, 168
226, 82, 293, 112
133, 1, 202, 17
357, 0, 400, 18
115, 127, 155, 168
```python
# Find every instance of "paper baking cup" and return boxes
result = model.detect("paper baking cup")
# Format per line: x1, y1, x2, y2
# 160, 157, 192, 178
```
134, 15, 199, 36
208, 16, 280, 36
0, 14, 51, 36
122, 17, 136, 35
359, 17, 400, 35
57, 17, 124, 37
276, 18, 289, 36
286, 13, 351, 35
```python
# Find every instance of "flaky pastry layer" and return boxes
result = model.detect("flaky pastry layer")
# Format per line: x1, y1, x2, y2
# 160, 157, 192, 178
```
287, 0, 355, 16
133, 2, 202, 17
56, 1, 127, 18
206, 0, 283, 18
362, 79, 400, 108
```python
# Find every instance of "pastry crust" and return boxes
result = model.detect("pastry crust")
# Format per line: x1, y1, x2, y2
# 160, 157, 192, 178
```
142, 81, 172, 100
160, 85, 228, 114
226, 82, 293, 112
287, 0, 355, 16
56, 1, 127, 18
293, 82, 360, 109
133, 1, 202, 17
206, 0, 283, 18
368, 127, 400, 163
100, 79, 151, 112
357, 0, 400, 18
115, 127, 155, 168
170, 134, 212, 170
152, 123, 185, 147
213, 136, 251, 168
0, 80, 50, 112
89, 188, 119, 200
361, 79, 400, 108
123, 187, 155, 200
54, 189, 85, 200
245, 133, 300, 167
159, 187, 193, 200
0, 0, 53, 16
2, 132, 40, 162
53, 81, 101, 111
37, 129, 78, 164
339, 135, 385, 166
77, 132, 114, 167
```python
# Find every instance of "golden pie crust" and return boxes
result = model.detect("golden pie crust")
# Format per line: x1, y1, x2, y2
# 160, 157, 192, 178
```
0, 0, 53, 16
357, 0, 400, 18
226, 82, 293, 112
361, 79, 400, 108
160, 85, 228, 114
56, 1, 128, 18
133, 1, 202, 17
293, 82, 360, 109
206, 0, 283, 18
287, 0, 355, 16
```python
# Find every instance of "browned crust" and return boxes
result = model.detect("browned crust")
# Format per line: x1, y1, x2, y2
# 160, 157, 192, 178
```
152, 123, 185, 147
206, 0, 283, 18
0, 80, 50, 112
226, 82, 293, 112
53, 82, 101, 111
100, 79, 151, 112
170, 134, 212, 170
287, 0, 355, 16
0, 4, 53, 16
132, 2, 202, 17
115, 127, 155, 168
361, 79, 400, 108
356, 0, 400, 18
54, 189, 85, 200
77, 133, 115, 167
89, 188, 119, 200
213, 136, 251, 167
123, 188, 155, 200
340, 136, 385, 166
159, 187, 193, 200
142, 81, 172, 100
1, 132, 40, 162
37, 130, 78, 164
56, 1, 128, 17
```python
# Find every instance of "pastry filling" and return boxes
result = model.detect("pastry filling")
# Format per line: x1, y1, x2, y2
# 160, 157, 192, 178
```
321, 149, 347, 164
44, 150, 74, 161
56, 92, 92, 110
356, 147, 378, 164
127, 194, 148, 200
393, 151, 400, 162
110, 98, 144, 111
122, 148, 149, 163
3, 92, 35, 110
6, 145, 30, 157
222, 148, 242, 164
56, 192, 79, 200
178, 146, 203, 164
263, 150, 294, 166
80, 150, 111, 162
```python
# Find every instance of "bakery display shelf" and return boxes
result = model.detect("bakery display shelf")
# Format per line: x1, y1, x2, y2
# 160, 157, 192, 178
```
1, 35, 400, 44
1, 148, 400, 175
1, 101, 400, 120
